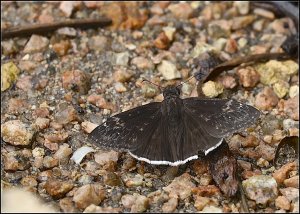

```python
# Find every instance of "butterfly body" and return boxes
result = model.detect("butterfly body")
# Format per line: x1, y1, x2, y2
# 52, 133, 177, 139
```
89, 86, 260, 166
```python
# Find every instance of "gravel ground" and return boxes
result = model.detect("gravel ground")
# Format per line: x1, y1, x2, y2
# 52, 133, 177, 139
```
1, 1, 299, 213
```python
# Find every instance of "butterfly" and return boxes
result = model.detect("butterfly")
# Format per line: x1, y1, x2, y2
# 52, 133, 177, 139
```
89, 84, 261, 166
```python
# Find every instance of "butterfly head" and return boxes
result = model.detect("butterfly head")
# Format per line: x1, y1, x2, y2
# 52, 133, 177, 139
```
163, 86, 181, 98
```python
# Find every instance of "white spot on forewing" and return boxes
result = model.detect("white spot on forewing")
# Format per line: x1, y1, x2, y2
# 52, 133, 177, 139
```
128, 151, 198, 166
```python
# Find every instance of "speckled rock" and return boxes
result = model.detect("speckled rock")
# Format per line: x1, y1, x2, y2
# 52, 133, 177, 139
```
81, 121, 98, 134
7, 98, 29, 114
23, 35, 49, 53
43, 156, 59, 169
131, 56, 154, 70
53, 40, 71, 56
113, 69, 133, 83
194, 196, 211, 211
1, 120, 35, 146
141, 83, 159, 98
202, 81, 224, 98
168, 3, 194, 19
284, 176, 299, 188
121, 193, 149, 212
242, 175, 278, 205
273, 80, 289, 98
94, 150, 119, 166
88, 35, 109, 52
200, 205, 223, 213
192, 185, 220, 197
158, 60, 181, 80
275, 196, 291, 210
232, 15, 255, 30
255, 60, 299, 85
279, 187, 299, 202
162, 196, 178, 213
73, 184, 106, 210
114, 82, 127, 93
103, 172, 122, 187
289, 85, 299, 98
3, 150, 31, 171
236, 66, 260, 88
255, 87, 279, 111
87, 94, 115, 111
61, 70, 91, 95
53, 143, 72, 164
216, 75, 237, 89
1, 39, 18, 55
283, 96, 299, 120
125, 174, 144, 187
45, 179, 74, 199
234, 1, 249, 15
273, 161, 297, 184
59, 197, 79, 213
35, 117, 50, 130
255, 141, 275, 161
163, 173, 195, 200
154, 32, 170, 49
114, 52, 130, 66
1, 62, 20, 91
16, 75, 33, 91
54, 104, 79, 125
83, 204, 121, 213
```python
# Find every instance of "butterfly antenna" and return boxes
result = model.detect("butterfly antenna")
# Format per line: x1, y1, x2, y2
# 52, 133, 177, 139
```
176, 75, 196, 88
142, 78, 164, 90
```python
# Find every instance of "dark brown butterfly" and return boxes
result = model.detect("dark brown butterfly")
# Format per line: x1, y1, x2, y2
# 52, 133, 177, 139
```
89, 85, 260, 166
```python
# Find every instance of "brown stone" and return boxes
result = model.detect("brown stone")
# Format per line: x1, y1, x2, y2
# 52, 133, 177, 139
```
45, 179, 74, 199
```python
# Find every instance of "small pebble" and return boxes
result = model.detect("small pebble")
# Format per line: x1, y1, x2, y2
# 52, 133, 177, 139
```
255, 87, 279, 111
94, 150, 119, 166
279, 187, 299, 202
53, 143, 72, 164
242, 175, 278, 205
289, 85, 299, 98
114, 82, 127, 93
194, 196, 211, 211
157, 60, 181, 80
35, 117, 50, 130
154, 32, 170, 49
162, 196, 178, 213
114, 52, 130, 66
131, 56, 154, 70
236, 66, 260, 88
43, 156, 59, 169
83, 204, 120, 213
283, 96, 299, 120
273, 161, 297, 184
1, 62, 20, 91
163, 173, 195, 200
232, 15, 255, 30
273, 80, 289, 98
202, 81, 224, 98
275, 196, 291, 210
44, 178, 74, 199
23, 35, 49, 54
61, 70, 91, 95
113, 69, 133, 83
3, 150, 31, 171
284, 176, 299, 188
1, 120, 35, 146
168, 3, 194, 19
73, 184, 106, 210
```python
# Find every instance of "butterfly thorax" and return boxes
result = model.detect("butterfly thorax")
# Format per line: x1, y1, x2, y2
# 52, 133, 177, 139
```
163, 86, 181, 99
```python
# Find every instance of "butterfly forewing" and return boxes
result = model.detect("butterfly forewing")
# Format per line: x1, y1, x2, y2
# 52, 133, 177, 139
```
183, 98, 261, 138
89, 102, 161, 151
